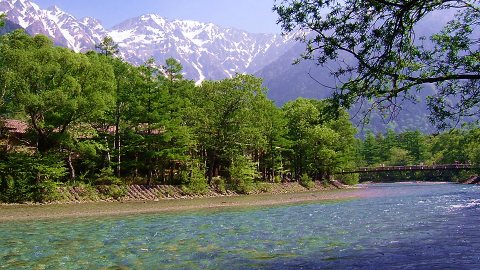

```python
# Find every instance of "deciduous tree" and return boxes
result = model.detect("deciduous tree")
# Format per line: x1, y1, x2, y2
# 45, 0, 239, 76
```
0, 31, 115, 153
283, 98, 357, 180
274, 0, 480, 128
193, 74, 267, 183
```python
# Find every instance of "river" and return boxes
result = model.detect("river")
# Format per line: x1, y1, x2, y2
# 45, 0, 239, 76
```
1, 183, 479, 269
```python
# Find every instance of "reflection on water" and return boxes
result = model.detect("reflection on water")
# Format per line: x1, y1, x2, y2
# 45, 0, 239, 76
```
1, 183, 479, 269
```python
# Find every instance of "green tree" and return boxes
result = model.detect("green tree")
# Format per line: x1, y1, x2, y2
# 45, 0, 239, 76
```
465, 128, 480, 165
102, 57, 143, 178
192, 74, 267, 183
428, 130, 467, 164
304, 125, 339, 180
386, 147, 413, 166
181, 159, 208, 195
427, 127, 480, 166
0, 152, 67, 203
283, 98, 357, 181
323, 106, 358, 174
398, 130, 428, 164
0, 31, 115, 154
274, 0, 480, 128
369, 129, 400, 163
283, 98, 319, 179
229, 155, 258, 194
156, 60, 196, 184
257, 99, 289, 182
162, 57, 184, 83
361, 132, 381, 166
95, 36, 119, 57
381, 129, 399, 161
127, 58, 167, 182
93, 37, 124, 177
124, 58, 195, 184
0, 13, 5, 27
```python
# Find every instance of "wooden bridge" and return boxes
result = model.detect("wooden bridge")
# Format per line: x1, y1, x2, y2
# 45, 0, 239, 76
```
340, 164, 477, 174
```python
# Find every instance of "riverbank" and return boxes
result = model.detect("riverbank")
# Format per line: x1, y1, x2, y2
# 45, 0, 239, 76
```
53, 181, 347, 203
0, 182, 362, 222
460, 175, 480, 184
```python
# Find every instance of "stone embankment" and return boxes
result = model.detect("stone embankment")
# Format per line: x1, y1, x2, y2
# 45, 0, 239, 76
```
461, 175, 480, 184
53, 182, 345, 204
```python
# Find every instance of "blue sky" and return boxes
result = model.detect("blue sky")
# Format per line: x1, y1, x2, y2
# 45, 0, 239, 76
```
34, 0, 281, 33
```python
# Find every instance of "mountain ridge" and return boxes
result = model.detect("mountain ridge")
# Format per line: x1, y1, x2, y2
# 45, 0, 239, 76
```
0, 0, 297, 83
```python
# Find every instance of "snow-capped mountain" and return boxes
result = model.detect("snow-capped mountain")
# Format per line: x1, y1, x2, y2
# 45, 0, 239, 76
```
0, 0, 296, 82
0, 0, 107, 51
109, 14, 295, 81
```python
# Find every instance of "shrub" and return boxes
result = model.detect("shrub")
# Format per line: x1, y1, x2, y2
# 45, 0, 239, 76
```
299, 173, 314, 189
89, 167, 127, 200
36, 180, 63, 202
164, 186, 177, 198
0, 175, 31, 203
0, 153, 67, 203
71, 182, 100, 201
337, 173, 359, 185
255, 182, 272, 193
94, 167, 122, 185
273, 175, 282, 183
181, 162, 209, 195
98, 185, 127, 200
229, 156, 258, 194
212, 176, 227, 194
453, 171, 478, 183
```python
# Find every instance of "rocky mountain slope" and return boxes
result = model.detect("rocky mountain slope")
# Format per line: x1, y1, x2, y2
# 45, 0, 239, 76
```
0, 0, 106, 51
0, 0, 295, 82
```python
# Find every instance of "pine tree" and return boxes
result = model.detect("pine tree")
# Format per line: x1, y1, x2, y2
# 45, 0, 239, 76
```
95, 36, 119, 57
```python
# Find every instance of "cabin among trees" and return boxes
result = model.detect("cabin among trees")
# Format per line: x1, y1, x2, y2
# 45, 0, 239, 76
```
1, 119, 29, 152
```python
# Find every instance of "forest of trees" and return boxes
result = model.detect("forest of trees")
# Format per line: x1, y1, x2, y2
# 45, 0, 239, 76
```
0, 29, 478, 203
358, 128, 480, 182
0, 31, 361, 202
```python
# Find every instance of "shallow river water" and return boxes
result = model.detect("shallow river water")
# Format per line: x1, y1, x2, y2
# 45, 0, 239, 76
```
1, 183, 480, 269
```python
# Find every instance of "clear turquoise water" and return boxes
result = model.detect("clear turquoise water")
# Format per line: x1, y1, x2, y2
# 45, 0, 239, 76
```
1, 183, 480, 269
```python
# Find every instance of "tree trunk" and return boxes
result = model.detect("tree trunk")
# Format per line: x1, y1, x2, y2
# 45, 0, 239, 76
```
134, 152, 139, 178
207, 152, 216, 184
169, 162, 175, 184
114, 101, 121, 178
37, 134, 52, 153
115, 121, 121, 177
104, 135, 111, 166
148, 170, 153, 185
117, 136, 121, 177
67, 152, 76, 180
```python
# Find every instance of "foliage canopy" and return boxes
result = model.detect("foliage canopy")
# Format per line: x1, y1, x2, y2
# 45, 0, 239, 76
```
274, 0, 480, 128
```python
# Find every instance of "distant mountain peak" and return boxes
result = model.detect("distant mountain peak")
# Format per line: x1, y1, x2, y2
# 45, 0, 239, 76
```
12, 0, 40, 12
46, 5, 61, 13
139, 13, 167, 25
82, 16, 101, 25
0, 0, 300, 81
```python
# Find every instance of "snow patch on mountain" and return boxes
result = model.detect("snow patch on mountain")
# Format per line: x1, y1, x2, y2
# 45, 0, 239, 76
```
0, 0, 297, 82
